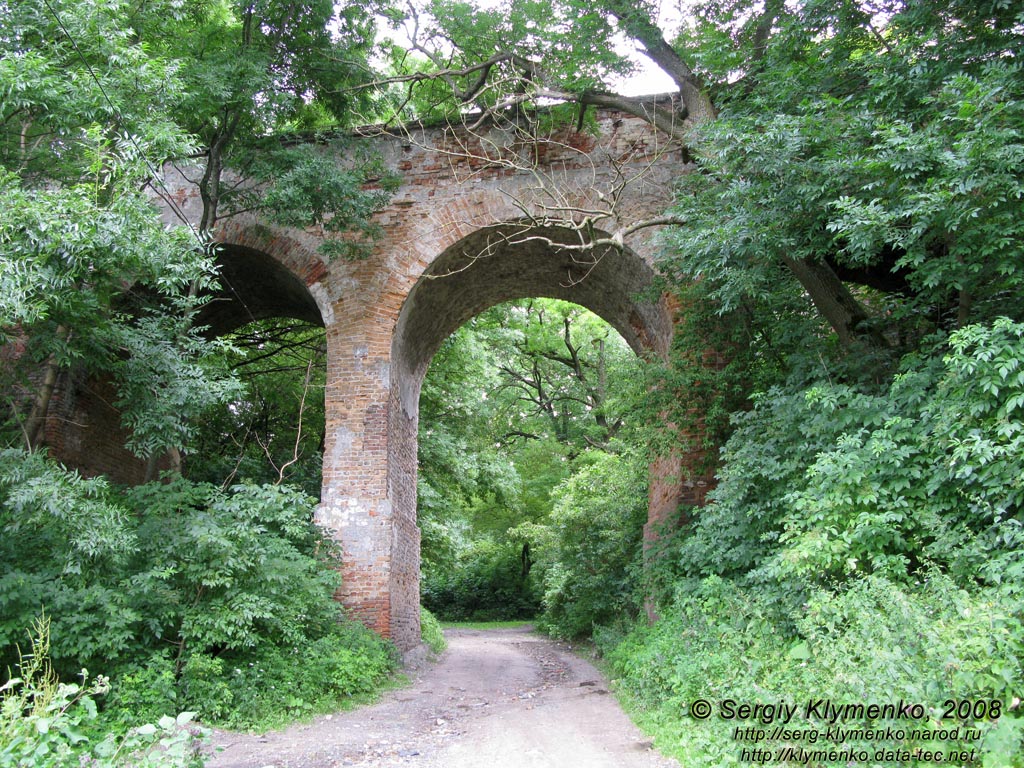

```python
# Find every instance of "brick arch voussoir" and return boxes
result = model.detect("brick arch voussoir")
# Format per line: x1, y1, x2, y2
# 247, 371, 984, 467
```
215, 221, 330, 292
370, 189, 528, 326
390, 219, 674, 407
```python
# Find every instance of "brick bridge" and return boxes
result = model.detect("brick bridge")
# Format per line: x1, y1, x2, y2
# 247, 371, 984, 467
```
157, 108, 708, 651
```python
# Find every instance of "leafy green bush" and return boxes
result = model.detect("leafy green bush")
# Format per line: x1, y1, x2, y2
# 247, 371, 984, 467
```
771, 320, 1024, 589
179, 655, 233, 725
602, 321, 1024, 765
420, 607, 447, 655
421, 538, 539, 621
0, 456, 339, 673
672, 320, 1024, 596
0, 449, 138, 669
606, 576, 1024, 767
212, 621, 397, 730
0, 619, 207, 768
535, 449, 647, 639
104, 652, 179, 730
0, 450, 397, 732
123, 478, 345, 659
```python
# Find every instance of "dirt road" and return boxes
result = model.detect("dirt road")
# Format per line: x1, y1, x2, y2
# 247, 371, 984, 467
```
205, 626, 678, 768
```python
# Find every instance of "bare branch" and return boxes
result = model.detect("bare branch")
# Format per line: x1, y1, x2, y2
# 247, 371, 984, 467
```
274, 357, 315, 485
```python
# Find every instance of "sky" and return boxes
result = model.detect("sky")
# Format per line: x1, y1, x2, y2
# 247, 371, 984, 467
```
615, 41, 678, 96
610, 0, 683, 95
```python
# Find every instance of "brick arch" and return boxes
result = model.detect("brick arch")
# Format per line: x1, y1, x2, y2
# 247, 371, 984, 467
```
197, 244, 324, 335
391, 222, 673, 417
17, 227, 333, 487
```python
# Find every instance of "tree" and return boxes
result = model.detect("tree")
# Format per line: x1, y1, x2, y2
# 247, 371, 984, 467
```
1, 0, 414, 739
488, 300, 635, 451
661, 0, 1024, 352
134, 0, 399, 255
0, 0, 232, 464
1, 0, 403, 464
416, 299, 645, 619
187, 318, 328, 496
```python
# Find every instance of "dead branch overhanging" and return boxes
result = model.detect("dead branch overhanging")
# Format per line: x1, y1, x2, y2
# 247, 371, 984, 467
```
344, 0, 697, 144
343, 16, 696, 281
389, 110, 686, 282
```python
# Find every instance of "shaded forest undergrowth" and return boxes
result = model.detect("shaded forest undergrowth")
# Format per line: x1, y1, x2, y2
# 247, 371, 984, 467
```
415, 306, 1024, 766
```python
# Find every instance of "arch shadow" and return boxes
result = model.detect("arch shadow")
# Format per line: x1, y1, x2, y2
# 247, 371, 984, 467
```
197, 244, 325, 336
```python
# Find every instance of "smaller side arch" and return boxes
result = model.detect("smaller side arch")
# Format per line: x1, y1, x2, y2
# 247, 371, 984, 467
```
18, 234, 329, 486
198, 228, 329, 336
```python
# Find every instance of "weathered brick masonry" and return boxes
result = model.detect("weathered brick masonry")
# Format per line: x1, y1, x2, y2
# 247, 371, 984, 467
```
53, 107, 712, 652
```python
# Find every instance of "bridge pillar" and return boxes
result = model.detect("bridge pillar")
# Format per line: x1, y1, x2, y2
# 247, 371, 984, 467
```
314, 315, 421, 651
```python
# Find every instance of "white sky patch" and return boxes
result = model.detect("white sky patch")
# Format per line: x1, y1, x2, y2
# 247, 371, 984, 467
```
614, 0, 684, 96
615, 45, 677, 96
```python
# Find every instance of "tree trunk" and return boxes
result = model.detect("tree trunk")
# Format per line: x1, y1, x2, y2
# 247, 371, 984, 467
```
782, 256, 887, 349
23, 325, 69, 450
606, 2, 717, 126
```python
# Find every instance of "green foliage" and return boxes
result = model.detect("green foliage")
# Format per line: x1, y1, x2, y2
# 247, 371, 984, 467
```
638, 275, 830, 466
4, 2, 1023, 762
0, 0, 191, 186
378, 0, 633, 121
0, 619, 207, 768
134, 0, 394, 255
417, 299, 646, 624
4, 0, 400, 736
104, 654, 180, 730
419, 607, 447, 655
0, 453, 334, 671
187, 319, 327, 497
0, 0, 237, 458
0, 450, 397, 732
179, 654, 233, 725
664, 319, 1022, 596
599, 317, 1024, 764
421, 538, 539, 622
662, 0, 1024, 346
124, 478, 343, 657
110, 315, 242, 460
254, 143, 400, 260
208, 621, 396, 730
535, 449, 647, 639
416, 310, 523, 571
0, 177, 231, 459
0, 449, 138, 663
606, 575, 1024, 767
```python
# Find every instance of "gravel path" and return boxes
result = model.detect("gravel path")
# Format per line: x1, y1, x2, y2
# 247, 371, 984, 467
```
204, 625, 678, 768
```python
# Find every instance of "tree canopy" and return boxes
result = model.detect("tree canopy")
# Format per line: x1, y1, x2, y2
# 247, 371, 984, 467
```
1, 0, 228, 460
